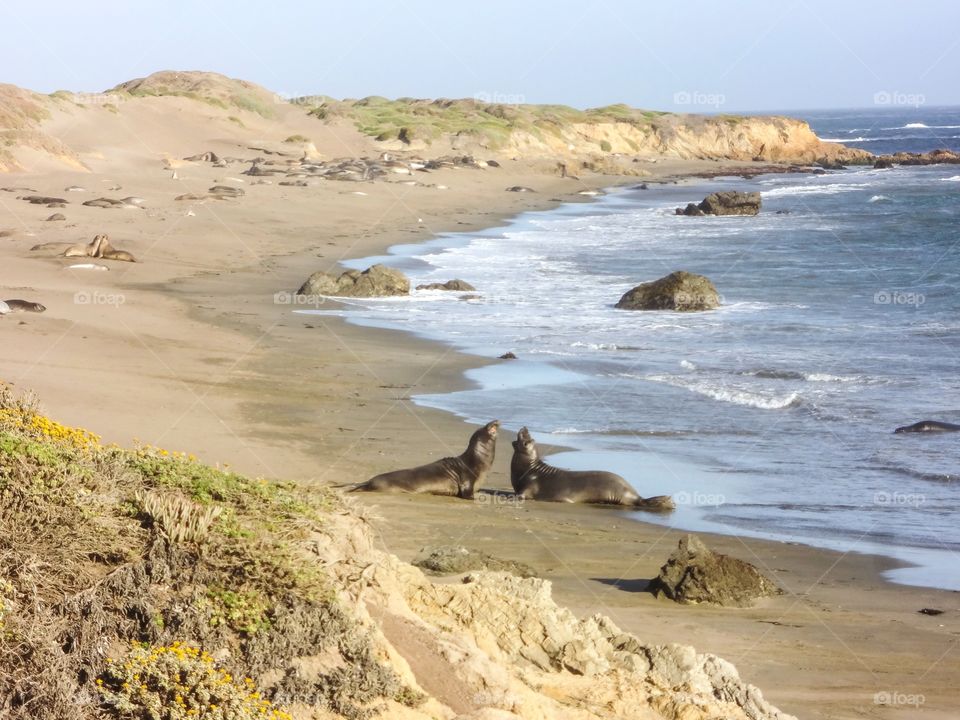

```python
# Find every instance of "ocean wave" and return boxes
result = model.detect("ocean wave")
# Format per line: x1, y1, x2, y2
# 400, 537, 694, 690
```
868, 194, 892, 203
550, 426, 691, 437
646, 375, 801, 409
942, 175, 960, 182
739, 369, 860, 383
762, 183, 870, 197
570, 341, 640, 351
903, 122, 929, 129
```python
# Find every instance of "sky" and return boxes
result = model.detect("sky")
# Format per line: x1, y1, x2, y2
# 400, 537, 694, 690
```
2, 0, 958, 112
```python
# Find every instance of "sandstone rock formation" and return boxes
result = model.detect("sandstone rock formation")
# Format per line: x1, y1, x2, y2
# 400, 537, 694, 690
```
412, 545, 536, 578
297, 264, 410, 298
616, 271, 721, 312
314, 508, 798, 719
677, 191, 761, 216
416, 279, 476, 291
872, 149, 960, 166
649, 534, 782, 607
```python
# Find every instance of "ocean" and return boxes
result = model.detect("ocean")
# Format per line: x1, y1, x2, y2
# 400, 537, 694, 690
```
308, 107, 960, 590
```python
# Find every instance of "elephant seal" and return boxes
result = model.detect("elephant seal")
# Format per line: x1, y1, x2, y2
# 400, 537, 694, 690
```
894, 420, 960, 434
2, 299, 46, 313
345, 420, 499, 498
63, 234, 105, 258
510, 427, 674, 512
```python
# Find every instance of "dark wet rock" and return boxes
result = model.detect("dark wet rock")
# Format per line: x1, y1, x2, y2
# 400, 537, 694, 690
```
649, 534, 781, 607
816, 157, 847, 171
45, 213, 66, 221
676, 202, 704, 216
412, 545, 536, 578
696, 191, 761, 216
498, 352, 517, 360
616, 271, 721, 312
874, 149, 960, 167
297, 264, 410, 298
415, 279, 476, 292
873, 158, 894, 169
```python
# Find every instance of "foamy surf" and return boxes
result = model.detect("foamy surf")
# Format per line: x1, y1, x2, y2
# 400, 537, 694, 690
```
645, 375, 802, 410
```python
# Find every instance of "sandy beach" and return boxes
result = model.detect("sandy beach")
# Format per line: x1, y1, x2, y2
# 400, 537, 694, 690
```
2, 84, 958, 720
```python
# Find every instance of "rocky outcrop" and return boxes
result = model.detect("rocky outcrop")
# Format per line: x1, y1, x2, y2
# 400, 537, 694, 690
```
872, 148, 960, 166
416, 279, 476, 291
616, 271, 721, 312
315, 508, 798, 720
412, 545, 536, 578
677, 191, 761, 216
649, 534, 782, 607
297, 264, 410, 298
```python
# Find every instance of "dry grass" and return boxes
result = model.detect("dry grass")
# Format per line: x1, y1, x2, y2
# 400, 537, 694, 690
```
0, 388, 402, 719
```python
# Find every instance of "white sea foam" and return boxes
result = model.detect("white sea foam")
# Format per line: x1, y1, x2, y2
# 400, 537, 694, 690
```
804, 373, 859, 383
680, 359, 697, 370
942, 175, 960, 182
646, 375, 801, 410
868, 194, 892, 203
762, 183, 870, 197
903, 122, 928, 129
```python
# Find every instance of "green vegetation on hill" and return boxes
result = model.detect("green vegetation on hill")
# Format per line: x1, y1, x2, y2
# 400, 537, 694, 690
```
301, 96, 680, 147
0, 389, 410, 719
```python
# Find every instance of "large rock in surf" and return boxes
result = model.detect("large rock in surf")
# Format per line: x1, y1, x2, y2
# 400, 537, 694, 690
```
415, 279, 476, 291
676, 191, 761, 216
297, 264, 410, 298
616, 271, 720, 312
412, 545, 536, 578
872, 149, 960, 167
649, 534, 781, 607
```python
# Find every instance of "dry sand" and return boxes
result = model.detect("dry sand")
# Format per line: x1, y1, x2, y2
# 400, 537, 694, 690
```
1, 98, 957, 720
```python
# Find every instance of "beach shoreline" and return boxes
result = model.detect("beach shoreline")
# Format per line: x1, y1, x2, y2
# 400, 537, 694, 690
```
3, 150, 959, 719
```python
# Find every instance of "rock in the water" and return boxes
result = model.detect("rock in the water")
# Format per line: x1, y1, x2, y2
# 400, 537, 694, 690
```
676, 202, 704, 216
873, 158, 894, 169
415, 279, 476, 292
649, 534, 781, 607
616, 271, 720, 312
45, 213, 66, 221
498, 352, 517, 360
678, 191, 761, 216
297, 264, 410, 298
412, 545, 536, 578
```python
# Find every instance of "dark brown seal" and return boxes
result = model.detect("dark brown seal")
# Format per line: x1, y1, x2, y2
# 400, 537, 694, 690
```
510, 427, 674, 512
345, 420, 499, 498
894, 420, 960, 433
3, 299, 46, 313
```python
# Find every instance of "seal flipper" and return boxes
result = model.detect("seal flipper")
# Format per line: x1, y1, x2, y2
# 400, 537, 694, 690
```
632, 495, 676, 512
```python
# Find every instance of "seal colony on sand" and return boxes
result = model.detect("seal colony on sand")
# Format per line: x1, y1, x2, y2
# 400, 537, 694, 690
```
510, 427, 675, 511
344, 420, 500, 498
894, 420, 960, 433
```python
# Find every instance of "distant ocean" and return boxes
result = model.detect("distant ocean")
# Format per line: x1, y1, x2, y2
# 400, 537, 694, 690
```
310, 107, 960, 590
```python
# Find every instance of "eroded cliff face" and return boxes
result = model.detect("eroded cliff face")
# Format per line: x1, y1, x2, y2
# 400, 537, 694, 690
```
312, 505, 797, 720
501, 116, 869, 165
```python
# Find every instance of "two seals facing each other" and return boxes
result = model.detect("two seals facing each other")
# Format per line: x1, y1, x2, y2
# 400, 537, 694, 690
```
345, 422, 674, 512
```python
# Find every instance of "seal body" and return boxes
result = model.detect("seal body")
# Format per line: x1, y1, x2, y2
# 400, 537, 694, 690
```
350, 420, 499, 498
510, 427, 674, 511
2, 299, 46, 313
894, 420, 960, 433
